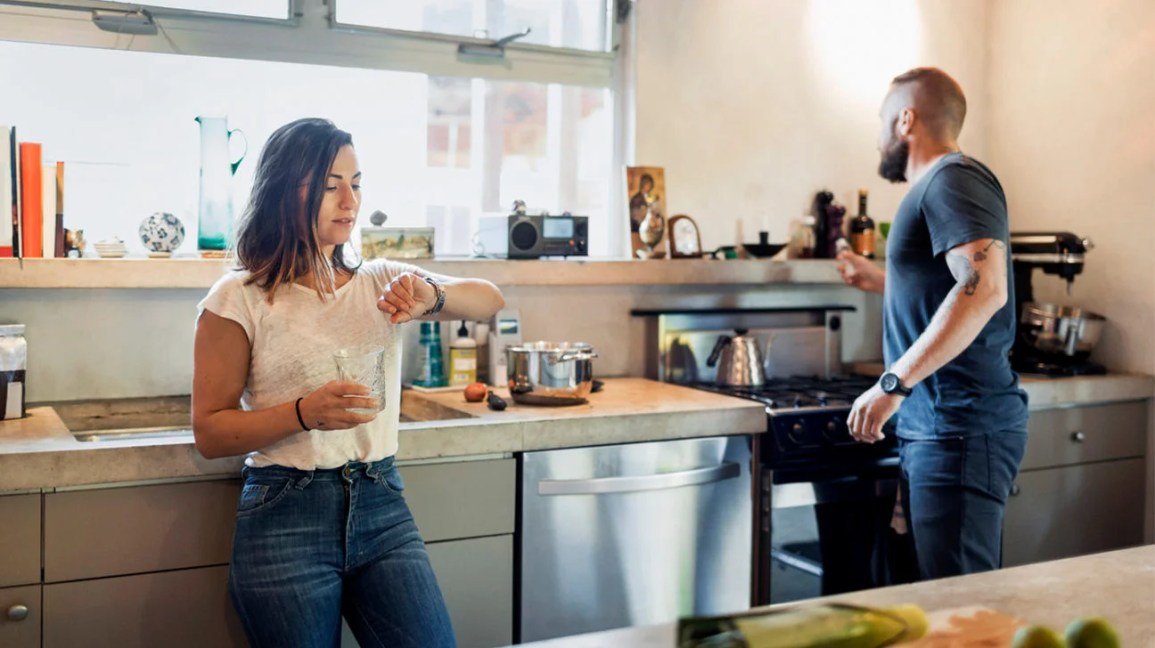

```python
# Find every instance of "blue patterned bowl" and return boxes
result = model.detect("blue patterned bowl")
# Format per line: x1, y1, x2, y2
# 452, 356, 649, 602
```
138, 212, 186, 253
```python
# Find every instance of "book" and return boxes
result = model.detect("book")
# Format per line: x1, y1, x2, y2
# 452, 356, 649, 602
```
18, 142, 41, 258
0, 126, 11, 257
55, 161, 65, 258
41, 162, 57, 258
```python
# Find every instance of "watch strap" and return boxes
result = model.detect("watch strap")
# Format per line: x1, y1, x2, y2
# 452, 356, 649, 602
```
421, 276, 446, 316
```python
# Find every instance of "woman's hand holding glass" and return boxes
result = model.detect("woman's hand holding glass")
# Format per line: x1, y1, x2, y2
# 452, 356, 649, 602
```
297, 381, 380, 431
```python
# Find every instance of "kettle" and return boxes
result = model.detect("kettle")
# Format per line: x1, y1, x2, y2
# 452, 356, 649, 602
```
706, 329, 766, 386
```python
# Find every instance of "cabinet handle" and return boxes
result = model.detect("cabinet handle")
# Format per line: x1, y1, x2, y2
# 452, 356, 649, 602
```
1070, 431, 1086, 443
6, 604, 29, 621
1009, 484, 1021, 497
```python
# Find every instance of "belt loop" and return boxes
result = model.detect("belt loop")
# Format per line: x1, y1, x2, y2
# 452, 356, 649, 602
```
295, 471, 314, 489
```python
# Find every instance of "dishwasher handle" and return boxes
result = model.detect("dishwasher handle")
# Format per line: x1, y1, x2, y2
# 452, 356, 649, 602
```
537, 462, 741, 496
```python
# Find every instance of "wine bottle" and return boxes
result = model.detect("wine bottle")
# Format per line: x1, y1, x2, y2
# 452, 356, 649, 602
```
849, 188, 876, 259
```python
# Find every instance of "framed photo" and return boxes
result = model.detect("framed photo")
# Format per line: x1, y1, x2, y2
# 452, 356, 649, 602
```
625, 166, 667, 259
361, 227, 434, 260
667, 214, 702, 258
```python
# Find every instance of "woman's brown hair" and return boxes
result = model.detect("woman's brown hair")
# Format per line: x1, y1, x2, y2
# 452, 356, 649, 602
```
234, 118, 358, 300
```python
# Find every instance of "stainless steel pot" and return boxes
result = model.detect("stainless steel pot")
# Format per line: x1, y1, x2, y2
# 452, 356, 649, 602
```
1020, 302, 1105, 358
507, 342, 598, 406
706, 329, 766, 387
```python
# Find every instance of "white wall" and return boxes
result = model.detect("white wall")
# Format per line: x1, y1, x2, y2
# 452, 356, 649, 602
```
633, 0, 992, 250
986, 0, 1155, 541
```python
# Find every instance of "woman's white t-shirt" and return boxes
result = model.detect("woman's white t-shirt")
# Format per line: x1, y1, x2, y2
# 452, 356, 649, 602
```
197, 259, 420, 470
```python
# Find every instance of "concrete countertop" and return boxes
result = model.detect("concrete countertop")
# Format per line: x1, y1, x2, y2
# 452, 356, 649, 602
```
853, 363, 1155, 409
0, 378, 766, 491
1, 373, 1151, 492
515, 545, 1155, 647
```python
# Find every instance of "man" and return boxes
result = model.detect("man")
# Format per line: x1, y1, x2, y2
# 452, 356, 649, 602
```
837, 67, 1029, 580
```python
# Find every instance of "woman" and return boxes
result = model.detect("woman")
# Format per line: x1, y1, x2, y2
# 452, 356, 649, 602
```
193, 117, 504, 647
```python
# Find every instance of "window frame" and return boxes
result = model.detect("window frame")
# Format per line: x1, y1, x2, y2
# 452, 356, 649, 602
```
0, 0, 633, 257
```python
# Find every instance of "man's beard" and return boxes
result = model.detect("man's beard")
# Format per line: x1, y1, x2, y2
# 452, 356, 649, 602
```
877, 139, 909, 183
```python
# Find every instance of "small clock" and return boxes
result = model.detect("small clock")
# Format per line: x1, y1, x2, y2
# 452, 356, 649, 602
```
667, 214, 702, 258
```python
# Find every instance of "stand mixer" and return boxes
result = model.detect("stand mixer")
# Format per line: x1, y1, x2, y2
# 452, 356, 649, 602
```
1009, 232, 1106, 376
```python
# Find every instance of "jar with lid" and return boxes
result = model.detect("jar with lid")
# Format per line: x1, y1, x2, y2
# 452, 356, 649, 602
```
790, 216, 818, 259
0, 324, 27, 420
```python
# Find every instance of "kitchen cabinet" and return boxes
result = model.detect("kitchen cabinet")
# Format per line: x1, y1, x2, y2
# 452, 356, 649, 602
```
9, 457, 514, 648
42, 566, 245, 648
43, 480, 239, 582
427, 535, 515, 648
1003, 401, 1149, 567
0, 585, 41, 648
0, 494, 41, 588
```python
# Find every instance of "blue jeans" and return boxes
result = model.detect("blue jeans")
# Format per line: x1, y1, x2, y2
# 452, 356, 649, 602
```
228, 458, 456, 648
899, 432, 1028, 580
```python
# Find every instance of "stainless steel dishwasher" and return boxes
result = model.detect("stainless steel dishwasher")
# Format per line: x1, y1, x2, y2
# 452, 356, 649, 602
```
518, 435, 752, 643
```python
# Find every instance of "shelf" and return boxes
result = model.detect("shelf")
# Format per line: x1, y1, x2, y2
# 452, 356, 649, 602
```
0, 257, 848, 289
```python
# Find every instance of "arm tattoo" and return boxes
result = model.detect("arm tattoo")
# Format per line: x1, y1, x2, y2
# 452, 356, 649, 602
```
946, 252, 981, 296
972, 239, 1004, 263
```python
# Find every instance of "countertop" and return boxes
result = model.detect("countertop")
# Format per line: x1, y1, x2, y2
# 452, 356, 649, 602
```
1, 373, 1151, 492
0, 378, 765, 491
515, 545, 1155, 647
853, 363, 1155, 409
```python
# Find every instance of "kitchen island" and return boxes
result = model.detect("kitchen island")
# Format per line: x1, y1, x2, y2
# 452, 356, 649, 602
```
515, 544, 1155, 647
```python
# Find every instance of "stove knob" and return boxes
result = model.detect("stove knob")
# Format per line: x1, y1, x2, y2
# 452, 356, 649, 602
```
824, 419, 842, 441
788, 422, 805, 444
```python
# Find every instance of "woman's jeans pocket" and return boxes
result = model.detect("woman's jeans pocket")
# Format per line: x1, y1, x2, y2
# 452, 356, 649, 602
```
236, 477, 293, 516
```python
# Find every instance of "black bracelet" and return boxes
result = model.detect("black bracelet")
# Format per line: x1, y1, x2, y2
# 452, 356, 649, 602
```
294, 397, 309, 431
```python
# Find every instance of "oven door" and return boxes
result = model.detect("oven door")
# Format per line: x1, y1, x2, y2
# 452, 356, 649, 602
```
757, 457, 917, 605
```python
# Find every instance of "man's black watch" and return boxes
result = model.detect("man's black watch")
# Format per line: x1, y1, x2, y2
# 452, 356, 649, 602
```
879, 372, 913, 397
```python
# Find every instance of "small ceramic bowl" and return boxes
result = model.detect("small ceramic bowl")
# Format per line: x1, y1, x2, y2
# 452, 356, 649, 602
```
138, 212, 186, 253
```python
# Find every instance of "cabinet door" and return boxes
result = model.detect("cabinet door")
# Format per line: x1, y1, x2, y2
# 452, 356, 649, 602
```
400, 459, 516, 542
1003, 458, 1146, 568
1022, 401, 1148, 470
43, 565, 246, 648
44, 479, 240, 582
0, 494, 40, 587
0, 585, 41, 648
428, 536, 513, 648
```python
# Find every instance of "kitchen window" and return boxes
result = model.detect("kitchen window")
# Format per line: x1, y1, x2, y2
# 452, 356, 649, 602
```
335, 0, 613, 53
0, 0, 624, 257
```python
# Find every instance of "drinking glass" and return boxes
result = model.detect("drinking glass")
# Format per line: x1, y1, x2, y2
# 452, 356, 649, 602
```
333, 345, 387, 416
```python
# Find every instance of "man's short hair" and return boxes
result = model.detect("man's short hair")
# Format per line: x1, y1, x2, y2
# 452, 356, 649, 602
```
892, 67, 967, 140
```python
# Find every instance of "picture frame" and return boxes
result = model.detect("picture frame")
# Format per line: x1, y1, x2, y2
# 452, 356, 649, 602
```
361, 226, 434, 260
667, 214, 703, 258
625, 166, 667, 259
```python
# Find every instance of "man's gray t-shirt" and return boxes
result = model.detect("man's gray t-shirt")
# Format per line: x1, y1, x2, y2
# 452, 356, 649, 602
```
883, 152, 1028, 439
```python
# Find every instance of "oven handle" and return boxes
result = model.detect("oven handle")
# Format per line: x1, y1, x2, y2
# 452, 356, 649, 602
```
537, 462, 741, 496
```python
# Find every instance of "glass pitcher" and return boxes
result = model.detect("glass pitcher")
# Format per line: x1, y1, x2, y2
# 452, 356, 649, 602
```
195, 116, 247, 252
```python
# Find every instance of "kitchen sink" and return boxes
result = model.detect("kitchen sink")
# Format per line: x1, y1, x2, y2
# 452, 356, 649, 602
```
73, 426, 194, 443
52, 391, 468, 442
398, 390, 473, 423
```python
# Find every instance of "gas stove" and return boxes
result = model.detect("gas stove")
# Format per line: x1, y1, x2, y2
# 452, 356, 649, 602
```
690, 375, 877, 412
689, 375, 898, 469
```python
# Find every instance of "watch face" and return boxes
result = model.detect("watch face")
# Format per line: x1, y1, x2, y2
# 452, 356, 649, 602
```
881, 374, 898, 392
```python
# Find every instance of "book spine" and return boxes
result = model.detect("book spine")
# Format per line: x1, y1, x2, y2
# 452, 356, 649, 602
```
41, 162, 57, 258
55, 161, 65, 258
0, 126, 11, 258
19, 143, 42, 258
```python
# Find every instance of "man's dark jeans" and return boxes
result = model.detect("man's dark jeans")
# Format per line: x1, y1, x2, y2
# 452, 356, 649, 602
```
899, 431, 1029, 579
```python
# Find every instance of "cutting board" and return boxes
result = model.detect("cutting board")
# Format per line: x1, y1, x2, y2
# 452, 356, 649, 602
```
906, 606, 1027, 646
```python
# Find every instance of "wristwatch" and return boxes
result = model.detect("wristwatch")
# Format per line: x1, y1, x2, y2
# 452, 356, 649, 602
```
879, 372, 913, 397
421, 276, 446, 316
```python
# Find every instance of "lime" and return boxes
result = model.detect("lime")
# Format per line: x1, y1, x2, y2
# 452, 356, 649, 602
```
1065, 617, 1121, 648
1013, 625, 1067, 648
